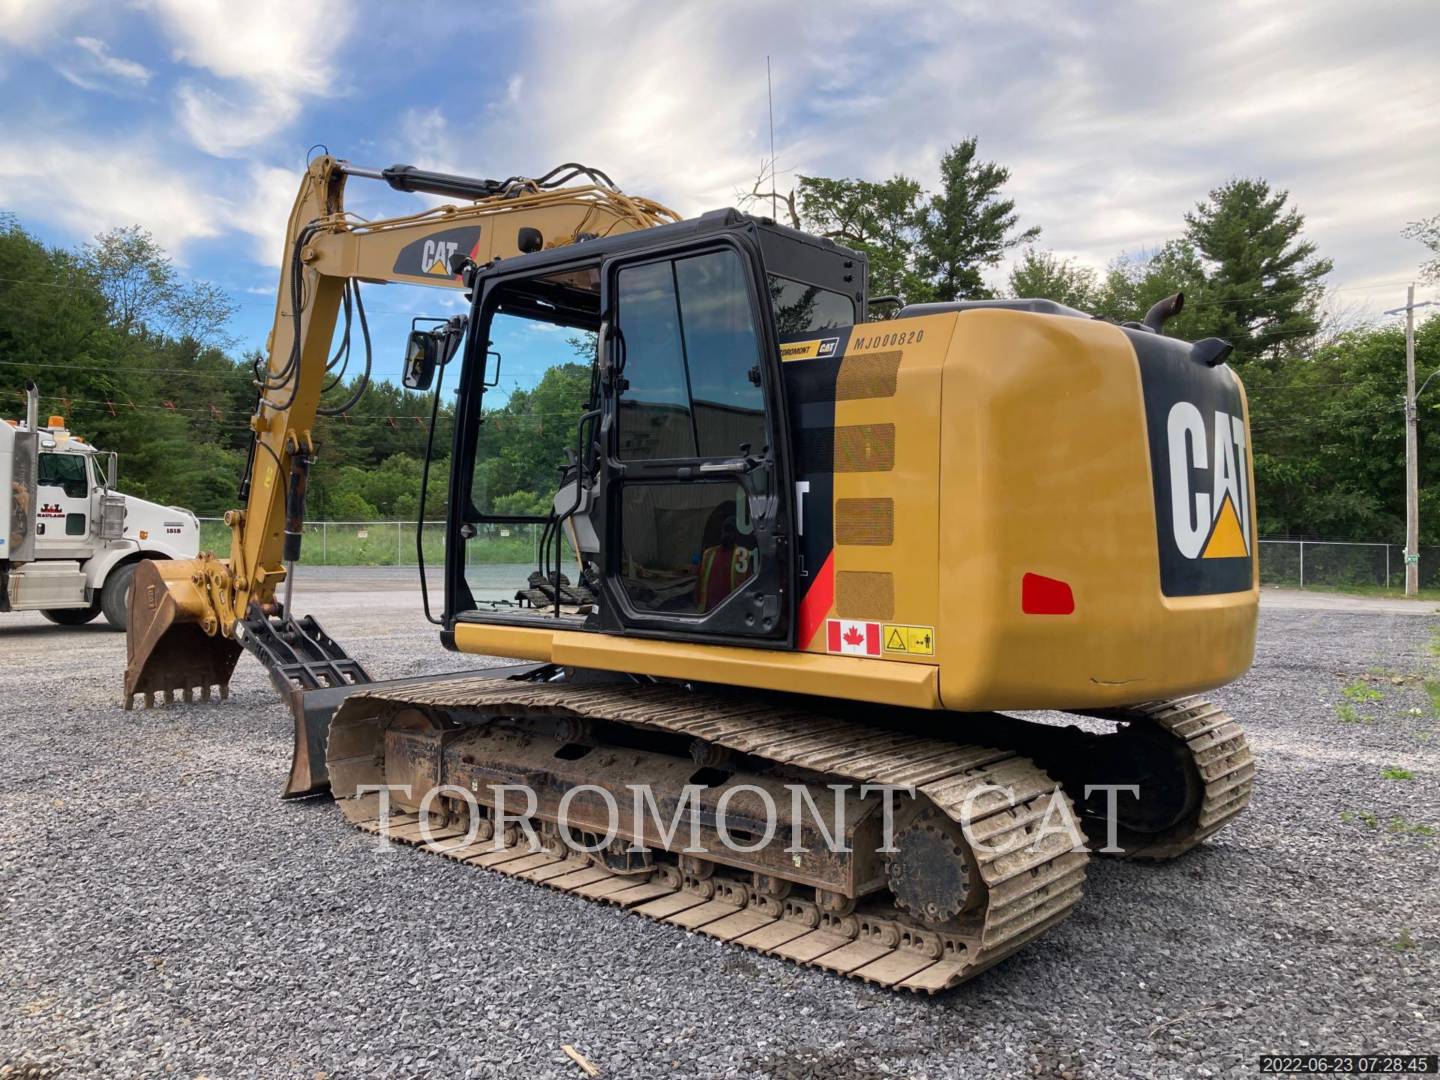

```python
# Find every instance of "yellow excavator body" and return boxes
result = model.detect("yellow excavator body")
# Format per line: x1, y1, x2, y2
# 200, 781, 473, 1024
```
447, 307, 1257, 713
123, 154, 1257, 994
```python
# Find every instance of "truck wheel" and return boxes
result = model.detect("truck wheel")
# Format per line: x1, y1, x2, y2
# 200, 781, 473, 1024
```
101, 562, 139, 631
42, 603, 101, 626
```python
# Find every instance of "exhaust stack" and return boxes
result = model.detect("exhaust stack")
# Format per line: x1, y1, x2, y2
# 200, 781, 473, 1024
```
24, 380, 39, 432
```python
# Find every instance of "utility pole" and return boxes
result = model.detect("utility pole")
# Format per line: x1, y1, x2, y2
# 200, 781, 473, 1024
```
1406, 285, 1419, 596
1388, 286, 1438, 595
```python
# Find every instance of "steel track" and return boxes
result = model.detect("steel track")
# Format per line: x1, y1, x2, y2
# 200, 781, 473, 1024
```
328, 678, 1091, 993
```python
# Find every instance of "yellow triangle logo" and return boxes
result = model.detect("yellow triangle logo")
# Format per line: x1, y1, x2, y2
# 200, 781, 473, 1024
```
427, 258, 449, 276
1202, 493, 1248, 559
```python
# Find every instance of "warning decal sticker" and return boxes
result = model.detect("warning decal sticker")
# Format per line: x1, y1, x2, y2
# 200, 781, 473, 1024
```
882, 623, 935, 655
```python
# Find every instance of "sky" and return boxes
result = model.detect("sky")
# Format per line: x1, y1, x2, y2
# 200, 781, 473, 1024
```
1, 0, 1437, 391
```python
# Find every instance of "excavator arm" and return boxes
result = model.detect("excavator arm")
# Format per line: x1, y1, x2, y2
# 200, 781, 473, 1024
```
123, 154, 677, 792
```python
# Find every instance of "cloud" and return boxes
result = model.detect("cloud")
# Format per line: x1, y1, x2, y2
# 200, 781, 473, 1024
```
55, 35, 152, 93
141, 0, 355, 156
405, 1, 830, 216
4, 0, 1435, 330
0, 0, 90, 46
0, 132, 220, 254
232, 162, 300, 266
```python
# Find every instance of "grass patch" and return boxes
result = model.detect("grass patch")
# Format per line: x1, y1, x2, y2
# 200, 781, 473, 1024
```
1387, 816, 1437, 837
1342, 680, 1384, 703
1336, 703, 1375, 725
1424, 680, 1440, 716
1381, 766, 1415, 780
1341, 809, 1380, 829
1388, 928, 1418, 952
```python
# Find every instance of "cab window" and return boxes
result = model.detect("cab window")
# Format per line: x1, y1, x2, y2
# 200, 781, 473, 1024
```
767, 275, 855, 335
612, 247, 770, 617
616, 248, 767, 461
38, 453, 89, 499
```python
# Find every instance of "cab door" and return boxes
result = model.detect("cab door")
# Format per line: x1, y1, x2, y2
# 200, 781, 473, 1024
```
595, 239, 791, 643
34, 451, 94, 559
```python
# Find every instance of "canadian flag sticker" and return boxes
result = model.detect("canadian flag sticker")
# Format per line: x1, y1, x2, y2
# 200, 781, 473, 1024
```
826, 619, 881, 657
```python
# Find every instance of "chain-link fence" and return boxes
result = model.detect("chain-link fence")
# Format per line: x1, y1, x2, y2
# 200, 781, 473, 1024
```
198, 519, 547, 567
1256, 540, 1440, 590
199, 519, 1433, 590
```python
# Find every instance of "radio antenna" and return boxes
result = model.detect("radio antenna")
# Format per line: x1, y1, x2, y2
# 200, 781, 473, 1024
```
767, 55, 777, 221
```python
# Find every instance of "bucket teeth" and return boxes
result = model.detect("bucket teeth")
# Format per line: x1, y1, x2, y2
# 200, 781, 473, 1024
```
124, 680, 229, 711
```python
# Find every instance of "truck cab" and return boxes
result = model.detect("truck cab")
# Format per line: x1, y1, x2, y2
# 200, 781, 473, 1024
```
1, 384, 200, 629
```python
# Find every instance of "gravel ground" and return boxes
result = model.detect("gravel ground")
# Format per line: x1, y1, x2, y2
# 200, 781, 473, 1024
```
1, 580, 1437, 1079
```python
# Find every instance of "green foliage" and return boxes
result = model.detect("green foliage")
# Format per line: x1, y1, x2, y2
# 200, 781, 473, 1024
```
323, 454, 451, 522
1403, 215, 1440, 283
796, 174, 927, 301
1249, 316, 1440, 543
1380, 766, 1415, 780
915, 138, 1040, 302
1183, 178, 1333, 364
0, 216, 445, 519
1007, 249, 1098, 310
0, 218, 255, 510
1340, 809, 1380, 829
1335, 702, 1372, 725
472, 361, 591, 516
1387, 817, 1436, 838
1091, 240, 1211, 340
794, 137, 1036, 307
1388, 927, 1418, 951
83, 225, 236, 345
1342, 681, 1383, 703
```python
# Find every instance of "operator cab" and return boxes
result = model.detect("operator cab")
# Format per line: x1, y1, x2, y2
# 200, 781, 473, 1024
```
433, 210, 865, 649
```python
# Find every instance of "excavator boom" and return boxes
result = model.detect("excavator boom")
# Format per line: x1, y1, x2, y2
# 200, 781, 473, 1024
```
124, 155, 679, 794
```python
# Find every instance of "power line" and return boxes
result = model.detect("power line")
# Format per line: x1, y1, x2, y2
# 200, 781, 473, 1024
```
0, 274, 461, 320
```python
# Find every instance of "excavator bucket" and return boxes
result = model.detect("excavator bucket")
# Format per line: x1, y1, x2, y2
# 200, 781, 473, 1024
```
124, 557, 242, 709
124, 557, 377, 799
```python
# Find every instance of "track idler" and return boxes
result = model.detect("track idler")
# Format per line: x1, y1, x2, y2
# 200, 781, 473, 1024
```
1035, 698, 1256, 860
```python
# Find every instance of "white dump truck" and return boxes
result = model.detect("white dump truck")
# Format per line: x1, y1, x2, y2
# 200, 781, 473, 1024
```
1, 381, 200, 629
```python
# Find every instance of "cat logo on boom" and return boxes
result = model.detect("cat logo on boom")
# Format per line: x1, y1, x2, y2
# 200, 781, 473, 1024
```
392, 225, 483, 281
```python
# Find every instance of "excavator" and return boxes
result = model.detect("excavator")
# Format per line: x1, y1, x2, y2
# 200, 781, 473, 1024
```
124, 154, 1257, 993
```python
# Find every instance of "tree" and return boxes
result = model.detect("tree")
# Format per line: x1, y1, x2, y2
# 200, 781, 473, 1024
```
915, 138, 1040, 302
1182, 178, 1332, 365
1007, 249, 1098, 310
1091, 240, 1210, 341
472, 362, 592, 514
795, 174, 927, 300
83, 225, 236, 345
735, 160, 801, 230
1404, 215, 1440, 283
1245, 315, 1440, 544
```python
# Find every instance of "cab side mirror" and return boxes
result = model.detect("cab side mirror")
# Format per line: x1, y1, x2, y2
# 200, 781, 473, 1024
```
402, 328, 437, 390
403, 315, 470, 391
106, 451, 117, 488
